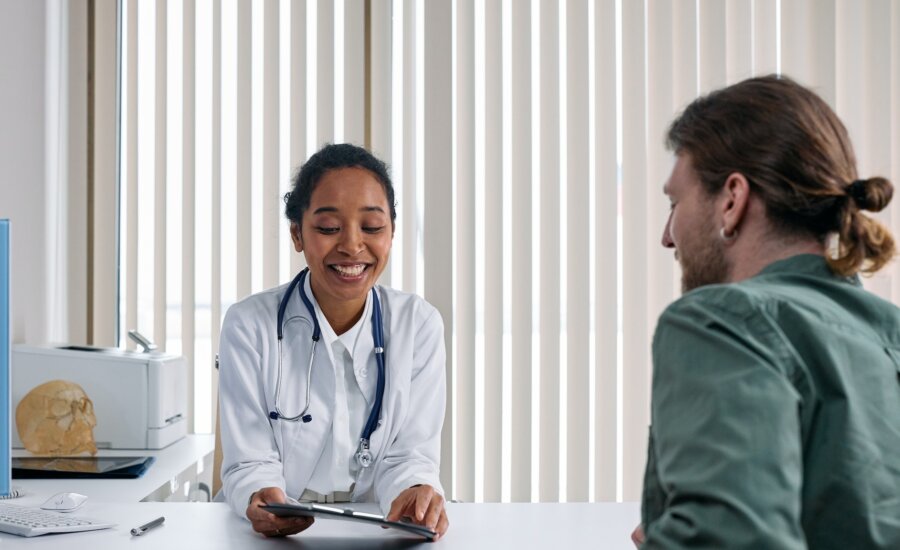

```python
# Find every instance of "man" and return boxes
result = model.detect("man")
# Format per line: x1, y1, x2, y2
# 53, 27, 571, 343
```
635, 76, 900, 548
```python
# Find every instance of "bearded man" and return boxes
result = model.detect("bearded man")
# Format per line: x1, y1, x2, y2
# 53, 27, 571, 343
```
633, 76, 900, 549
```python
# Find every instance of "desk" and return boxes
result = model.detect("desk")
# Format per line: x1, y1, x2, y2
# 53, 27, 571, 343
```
6, 438, 639, 548
0, 502, 640, 549
12, 434, 215, 502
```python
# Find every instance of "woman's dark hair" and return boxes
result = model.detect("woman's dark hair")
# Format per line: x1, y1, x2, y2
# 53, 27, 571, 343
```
666, 74, 895, 276
284, 143, 396, 226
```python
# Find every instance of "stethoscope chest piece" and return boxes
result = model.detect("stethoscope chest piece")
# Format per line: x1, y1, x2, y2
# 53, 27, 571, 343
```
356, 441, 374, 469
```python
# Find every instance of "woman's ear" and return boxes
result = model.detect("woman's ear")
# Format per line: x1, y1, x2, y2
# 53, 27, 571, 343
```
721, 172, 750, 237
290, 222, 303, 253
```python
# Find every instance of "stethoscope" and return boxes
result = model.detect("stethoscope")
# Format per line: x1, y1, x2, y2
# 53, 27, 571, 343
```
270, 267, 386, 469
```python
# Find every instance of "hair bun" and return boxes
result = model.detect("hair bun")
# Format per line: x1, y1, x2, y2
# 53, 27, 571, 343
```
848, 177, 893, 212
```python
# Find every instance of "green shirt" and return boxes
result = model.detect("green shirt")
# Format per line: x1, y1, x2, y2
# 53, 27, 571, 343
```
642, 254, 900, 549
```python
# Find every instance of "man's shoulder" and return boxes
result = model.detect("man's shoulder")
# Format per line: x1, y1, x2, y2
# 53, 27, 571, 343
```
661, 282, 762, 323
662, 273, 900, 347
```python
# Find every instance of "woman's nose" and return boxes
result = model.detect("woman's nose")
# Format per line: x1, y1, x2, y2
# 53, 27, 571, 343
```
338, 228, 365, 254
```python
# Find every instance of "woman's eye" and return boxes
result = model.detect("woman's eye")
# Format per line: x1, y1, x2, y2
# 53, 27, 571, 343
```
316, 226, 339, 235
363, 226, 386, 234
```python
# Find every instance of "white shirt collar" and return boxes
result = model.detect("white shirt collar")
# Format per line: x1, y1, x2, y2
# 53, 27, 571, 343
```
303, 273, 373, 359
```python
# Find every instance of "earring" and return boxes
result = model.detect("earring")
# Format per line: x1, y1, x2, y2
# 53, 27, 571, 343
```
720, 227, 738, 241
826, 231, 841, 260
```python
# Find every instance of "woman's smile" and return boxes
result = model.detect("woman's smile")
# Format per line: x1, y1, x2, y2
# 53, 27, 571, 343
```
329, 262, 371, 279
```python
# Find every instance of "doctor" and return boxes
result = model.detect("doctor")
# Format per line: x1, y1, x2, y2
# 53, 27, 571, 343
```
218, 143, 449, 539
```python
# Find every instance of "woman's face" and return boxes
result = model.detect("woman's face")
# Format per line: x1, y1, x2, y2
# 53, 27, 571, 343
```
291, 167, 393, 314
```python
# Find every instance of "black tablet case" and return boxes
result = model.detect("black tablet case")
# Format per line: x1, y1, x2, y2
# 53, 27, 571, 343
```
261, 502, 437, 540
12, 456, 156, 479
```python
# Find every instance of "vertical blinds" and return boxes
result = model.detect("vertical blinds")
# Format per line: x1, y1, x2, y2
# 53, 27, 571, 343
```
105, 0, 900, 503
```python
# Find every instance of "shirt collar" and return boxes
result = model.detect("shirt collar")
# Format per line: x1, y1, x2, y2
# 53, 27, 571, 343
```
303, 273, 373, 357
754, 253, 862, 286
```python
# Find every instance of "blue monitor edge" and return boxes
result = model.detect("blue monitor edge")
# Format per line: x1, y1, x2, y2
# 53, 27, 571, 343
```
0, 220, 11, 497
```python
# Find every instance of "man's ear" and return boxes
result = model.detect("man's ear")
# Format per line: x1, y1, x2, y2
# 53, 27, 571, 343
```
290, 222, 303, 253
721, 172, 751, 237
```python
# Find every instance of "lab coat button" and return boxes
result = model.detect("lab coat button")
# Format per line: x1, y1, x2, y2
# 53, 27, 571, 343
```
359, 368, 368, 377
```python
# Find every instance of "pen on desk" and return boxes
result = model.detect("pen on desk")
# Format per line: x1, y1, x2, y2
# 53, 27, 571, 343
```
131, 516, 165, 536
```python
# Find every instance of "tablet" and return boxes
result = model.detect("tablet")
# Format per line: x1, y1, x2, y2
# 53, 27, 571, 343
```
261, 502, 437, 540
12, 456, 156, 479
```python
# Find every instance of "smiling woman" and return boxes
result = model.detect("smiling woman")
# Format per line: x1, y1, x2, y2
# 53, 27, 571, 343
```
217, 143, 449, 540
286, 165, 393, 334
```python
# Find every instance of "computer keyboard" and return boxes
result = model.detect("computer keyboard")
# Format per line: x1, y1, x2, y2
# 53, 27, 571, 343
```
0, 502, 115, 537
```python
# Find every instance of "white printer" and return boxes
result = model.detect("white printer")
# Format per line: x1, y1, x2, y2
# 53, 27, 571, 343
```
11, 345, 188, 450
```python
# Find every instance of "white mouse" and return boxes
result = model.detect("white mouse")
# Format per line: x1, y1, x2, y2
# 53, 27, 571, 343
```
40, 492, 88, 512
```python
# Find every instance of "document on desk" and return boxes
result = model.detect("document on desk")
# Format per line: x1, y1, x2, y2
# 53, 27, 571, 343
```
261, 503, 436, 540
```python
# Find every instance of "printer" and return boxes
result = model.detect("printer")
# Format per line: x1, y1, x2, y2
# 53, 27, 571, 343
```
11, 345, 188, 450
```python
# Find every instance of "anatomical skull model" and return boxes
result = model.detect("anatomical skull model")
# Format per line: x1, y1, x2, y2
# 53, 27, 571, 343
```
16, 380, 98, 456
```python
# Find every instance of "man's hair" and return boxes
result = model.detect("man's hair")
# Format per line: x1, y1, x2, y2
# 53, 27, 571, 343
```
284, 143, 396, 226
666, 75, 895, 276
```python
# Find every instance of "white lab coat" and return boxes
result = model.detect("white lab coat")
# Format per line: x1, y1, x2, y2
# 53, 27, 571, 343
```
218, 280, 446, 519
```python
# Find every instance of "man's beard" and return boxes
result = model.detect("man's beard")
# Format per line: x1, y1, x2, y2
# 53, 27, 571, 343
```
679, 223, 731, 293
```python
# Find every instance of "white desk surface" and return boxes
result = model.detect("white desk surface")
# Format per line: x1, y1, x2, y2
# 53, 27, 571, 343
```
11, 434, 215, 502
0, 501, 640, 549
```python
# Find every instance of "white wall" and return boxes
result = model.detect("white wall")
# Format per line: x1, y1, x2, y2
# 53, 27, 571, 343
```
0, 0, 87, 346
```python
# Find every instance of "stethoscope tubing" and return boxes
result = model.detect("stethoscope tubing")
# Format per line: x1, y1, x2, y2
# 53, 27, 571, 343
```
271, 268, 386, 467
271, 337, 316, 423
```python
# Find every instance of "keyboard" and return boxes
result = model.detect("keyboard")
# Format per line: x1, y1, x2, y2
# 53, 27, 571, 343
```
0, 502, 115, 537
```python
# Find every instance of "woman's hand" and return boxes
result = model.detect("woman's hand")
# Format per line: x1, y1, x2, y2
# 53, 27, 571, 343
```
385, 484, 449, 541
245, 487, 315, 537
